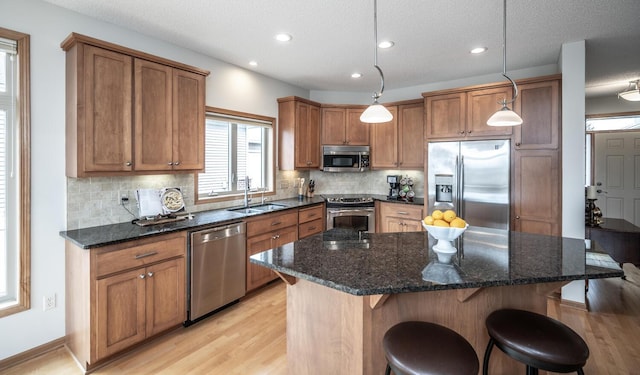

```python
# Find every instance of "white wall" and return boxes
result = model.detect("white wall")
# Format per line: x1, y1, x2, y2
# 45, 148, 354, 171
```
0, 0, 308, 361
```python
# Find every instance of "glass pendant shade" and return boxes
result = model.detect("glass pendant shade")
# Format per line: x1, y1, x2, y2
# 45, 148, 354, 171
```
360, 100, 393, 123
618, 81, 640, 101
487, 105, 523, 126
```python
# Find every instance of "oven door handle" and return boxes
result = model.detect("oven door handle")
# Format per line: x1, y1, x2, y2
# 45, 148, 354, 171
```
328, 208, 374, 215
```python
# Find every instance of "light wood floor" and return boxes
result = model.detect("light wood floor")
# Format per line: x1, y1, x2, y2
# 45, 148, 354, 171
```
3, 265, 640, 375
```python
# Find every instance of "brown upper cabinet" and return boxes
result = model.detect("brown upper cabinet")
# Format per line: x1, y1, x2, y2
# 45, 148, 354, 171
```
424, 85, 513, 140
370, 102, 424, 170
321, 107, 370, 145
513, 79, 560, 150
62, 33, 209, 177
278, 97, 322, 170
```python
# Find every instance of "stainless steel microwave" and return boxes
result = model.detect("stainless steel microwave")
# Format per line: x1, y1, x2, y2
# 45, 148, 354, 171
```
322, 145, 370, 172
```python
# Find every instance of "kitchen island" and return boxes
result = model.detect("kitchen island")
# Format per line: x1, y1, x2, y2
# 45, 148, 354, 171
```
250, 228, 623, 375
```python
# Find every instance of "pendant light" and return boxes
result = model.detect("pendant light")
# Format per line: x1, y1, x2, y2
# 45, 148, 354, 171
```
618, 80, 640, 101
487, 0, 523, 126
360, 0, 393, 123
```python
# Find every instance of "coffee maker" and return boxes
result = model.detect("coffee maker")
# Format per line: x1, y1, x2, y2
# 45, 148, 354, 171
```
387, 175, 402, 199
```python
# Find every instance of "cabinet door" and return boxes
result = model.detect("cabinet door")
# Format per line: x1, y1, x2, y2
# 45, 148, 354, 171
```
172, 69, 205, 170
82, 45, 133, 173
425, 93, 465, 139
398, 103, 425, 169
346, 108, 370, 145
321, 107, 347, 145
370, 107, 399, 169
307, 104, 322, 168
134, 59, 173, 171
514, 79, 560, 150
513, 149, 560, 236
294, 102, 310, 168
402, 218, 424, 232
247, 225, 297, 291
96, 268, 146, 360
381, 216, 404, 233
466, 87, 513, 137
145, 257, 186, 337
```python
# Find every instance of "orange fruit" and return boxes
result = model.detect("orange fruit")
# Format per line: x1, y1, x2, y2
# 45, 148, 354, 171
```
433, 219, 449, 227
423, 216, 434, 225
431, 210, 444, 220
443, 210, 457, 223
450, 218, 467, 228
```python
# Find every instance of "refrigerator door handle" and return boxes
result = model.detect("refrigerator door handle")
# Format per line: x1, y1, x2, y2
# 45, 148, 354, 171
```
455, 155, 460, 210
459, 155, 465, 218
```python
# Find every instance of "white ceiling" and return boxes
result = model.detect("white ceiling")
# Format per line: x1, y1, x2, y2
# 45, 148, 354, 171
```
43, 0, 640, 98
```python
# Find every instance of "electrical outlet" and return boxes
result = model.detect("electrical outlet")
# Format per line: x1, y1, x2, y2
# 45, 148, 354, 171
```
43, 294, 56, 311
119, 190, 129, 205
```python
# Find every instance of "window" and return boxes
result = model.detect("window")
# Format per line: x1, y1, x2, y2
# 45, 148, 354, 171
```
196, 107, 275, 203
0, 28, 30, 317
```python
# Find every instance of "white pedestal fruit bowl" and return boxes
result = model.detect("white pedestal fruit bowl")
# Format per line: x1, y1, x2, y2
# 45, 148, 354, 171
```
422, 222, 469, 263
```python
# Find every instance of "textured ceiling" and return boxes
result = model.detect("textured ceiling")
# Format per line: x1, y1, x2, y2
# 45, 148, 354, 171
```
43, 0, 640, 98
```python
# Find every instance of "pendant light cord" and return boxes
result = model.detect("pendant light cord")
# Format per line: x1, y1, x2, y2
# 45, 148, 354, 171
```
372, 0, 384, 100
501, 0, 518, 105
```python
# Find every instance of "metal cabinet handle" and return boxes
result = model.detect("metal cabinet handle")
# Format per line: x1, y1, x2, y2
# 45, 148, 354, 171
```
125, 161, 132, 166
596, 189, 607, 194
139, 274, 146, 279
397, 211, 408, 215
167, 161, 174, 166
271, 221, 282, 226
134, 251, 158, 259
308, 226, 317, 231
459, 131, 465, 134
515, 216, 520, 219
467, 130, 472, 134
147, 272, 154, 277
515, 142, 521, 146
174, 161, 180, 166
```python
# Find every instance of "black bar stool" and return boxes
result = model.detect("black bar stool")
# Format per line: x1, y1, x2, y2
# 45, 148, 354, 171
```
383, 321, 478, 375
483, 309, 589, 375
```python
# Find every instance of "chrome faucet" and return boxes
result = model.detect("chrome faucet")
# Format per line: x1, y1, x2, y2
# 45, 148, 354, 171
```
243, 176, 251, 207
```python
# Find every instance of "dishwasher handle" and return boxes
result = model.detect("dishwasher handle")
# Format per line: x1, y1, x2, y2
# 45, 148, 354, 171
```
192, 222, 246, 244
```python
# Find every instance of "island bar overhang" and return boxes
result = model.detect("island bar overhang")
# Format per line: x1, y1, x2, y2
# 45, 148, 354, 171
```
251, 229, 623, 375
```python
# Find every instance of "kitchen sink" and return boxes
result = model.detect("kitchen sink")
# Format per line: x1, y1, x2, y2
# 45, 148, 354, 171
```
227, 203, 286, 214
251, 203, 287, 211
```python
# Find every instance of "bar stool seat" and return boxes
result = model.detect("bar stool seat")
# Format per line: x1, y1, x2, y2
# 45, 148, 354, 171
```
383, 321, 478, 375
483, 309, 589, 374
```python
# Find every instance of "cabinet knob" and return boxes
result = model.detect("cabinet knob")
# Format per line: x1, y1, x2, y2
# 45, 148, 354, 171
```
139, 274, 146, 279
125, 161, 132, 166
515, 142, 521, 146
467, 130, 472, 134
460, 131, 465, 135
147, 272, 154, 277
515, 216, 520, 219
167, 161, 174, 166
174, 161, 180, 166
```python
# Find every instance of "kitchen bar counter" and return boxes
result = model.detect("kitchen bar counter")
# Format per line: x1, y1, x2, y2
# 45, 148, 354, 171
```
586, 217, 640, 267
250, 228, 622, 375
59, 197, 325, 249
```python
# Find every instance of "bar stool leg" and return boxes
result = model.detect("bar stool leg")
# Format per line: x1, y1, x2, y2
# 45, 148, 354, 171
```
482, 337, 495, 375
385, 363, 391, 375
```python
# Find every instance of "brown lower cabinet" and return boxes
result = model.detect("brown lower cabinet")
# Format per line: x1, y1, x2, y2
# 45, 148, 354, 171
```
246, 210, 299, 292
378, 202, 424, 233
65, 232, 186, 372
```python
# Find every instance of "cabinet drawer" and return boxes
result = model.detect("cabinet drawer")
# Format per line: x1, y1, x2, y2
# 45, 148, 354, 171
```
380, 202, 423, 219
247, 210, 298, 237
299, 218, 323, 239
95, 233, 186, 278
299, 205, 324, 224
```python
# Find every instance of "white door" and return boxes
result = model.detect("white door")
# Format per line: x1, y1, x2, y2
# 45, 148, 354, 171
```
593, 131, 640, 226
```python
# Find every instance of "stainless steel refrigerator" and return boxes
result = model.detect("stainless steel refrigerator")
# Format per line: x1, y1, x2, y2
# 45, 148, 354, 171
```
427, 140, 510, 230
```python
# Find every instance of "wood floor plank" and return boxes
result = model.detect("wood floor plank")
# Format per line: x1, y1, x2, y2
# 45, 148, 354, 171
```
4, 265, 640, 374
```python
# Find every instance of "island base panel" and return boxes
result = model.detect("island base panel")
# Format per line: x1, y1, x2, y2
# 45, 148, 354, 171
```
286, 279, 565, 375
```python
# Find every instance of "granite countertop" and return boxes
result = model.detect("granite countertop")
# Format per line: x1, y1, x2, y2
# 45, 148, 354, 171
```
588, 217, 640, 233
250, 227, 624, 296
60, 196, 326, 249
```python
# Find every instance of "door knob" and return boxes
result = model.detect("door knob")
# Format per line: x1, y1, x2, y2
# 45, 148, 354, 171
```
596, 189, 607, 194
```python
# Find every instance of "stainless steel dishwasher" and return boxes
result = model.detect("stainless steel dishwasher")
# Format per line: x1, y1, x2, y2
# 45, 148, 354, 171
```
188, 222, 246, 323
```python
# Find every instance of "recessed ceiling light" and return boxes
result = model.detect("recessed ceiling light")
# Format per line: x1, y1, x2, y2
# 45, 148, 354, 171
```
249, 61, 258, 67
351, 73, 363, 79
275, 33, 292, 42
470, 47, 488, 54
378, 41, 394, 49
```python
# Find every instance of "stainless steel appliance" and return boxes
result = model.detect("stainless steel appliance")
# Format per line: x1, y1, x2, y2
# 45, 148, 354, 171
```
325, 195, 375, 232
322, 145, 370, 172
187, 222, 246, 323
387, 175, 402, 199
427, 140, 510, 230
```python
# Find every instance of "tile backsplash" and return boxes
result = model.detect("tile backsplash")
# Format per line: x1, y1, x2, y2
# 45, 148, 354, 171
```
66, 169, 423, 230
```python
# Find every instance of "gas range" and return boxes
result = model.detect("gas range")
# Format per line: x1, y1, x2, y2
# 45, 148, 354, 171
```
323, 195, 375, 208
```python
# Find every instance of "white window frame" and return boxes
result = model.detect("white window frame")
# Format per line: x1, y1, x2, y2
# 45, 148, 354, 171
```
195, 107, 276, 205
0, 27, 30, 318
